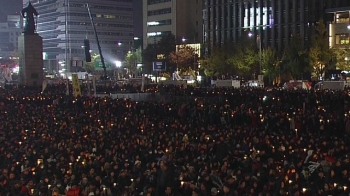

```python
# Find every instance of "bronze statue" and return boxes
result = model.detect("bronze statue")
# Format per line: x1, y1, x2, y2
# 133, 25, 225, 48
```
21, 2, 39, 35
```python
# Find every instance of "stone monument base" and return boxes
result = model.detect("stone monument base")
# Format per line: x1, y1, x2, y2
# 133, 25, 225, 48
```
18, 34, 44, 86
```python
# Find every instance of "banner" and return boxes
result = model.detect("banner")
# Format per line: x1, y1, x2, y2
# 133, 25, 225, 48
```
66, 187, 80, 196
72, 73, 81, 97
141, 74, 145, 92
153, 61, 166, 71
66, 78, 69, 96
86, 74, 90, 96
42, 80, 47, 93
2, 67, 12, 82
92, 75, 97, 97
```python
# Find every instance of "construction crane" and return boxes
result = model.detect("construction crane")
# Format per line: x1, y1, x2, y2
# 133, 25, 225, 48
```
86, 2, 108, 80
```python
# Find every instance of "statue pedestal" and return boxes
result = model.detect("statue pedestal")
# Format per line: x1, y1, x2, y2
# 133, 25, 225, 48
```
18, 34, 44, 86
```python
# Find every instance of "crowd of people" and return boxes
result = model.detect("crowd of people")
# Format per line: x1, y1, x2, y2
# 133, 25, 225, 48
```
0, 84, 349, 196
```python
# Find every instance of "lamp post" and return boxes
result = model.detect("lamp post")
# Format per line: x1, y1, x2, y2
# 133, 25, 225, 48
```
248, 32, 262, 79
348, 11, 350, 29
134, 37, 143, 76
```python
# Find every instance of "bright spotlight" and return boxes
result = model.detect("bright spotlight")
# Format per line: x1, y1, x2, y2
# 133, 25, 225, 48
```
115, 61, 122, 68
248, 32, 253, 37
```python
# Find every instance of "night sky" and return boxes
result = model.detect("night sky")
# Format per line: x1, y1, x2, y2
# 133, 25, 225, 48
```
0, 0, 22, 22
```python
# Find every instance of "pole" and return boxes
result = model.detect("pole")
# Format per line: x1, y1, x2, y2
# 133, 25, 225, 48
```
65, 0, 68, 74
68, 0, 72, 73
257, 34, 262, 76
154, 36, 158, 83
87, 2, 107, 79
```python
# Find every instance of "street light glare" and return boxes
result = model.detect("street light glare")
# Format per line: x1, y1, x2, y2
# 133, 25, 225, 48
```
248, 32, 253, 37
348, 24, 350, 30
115, 61, 122, 68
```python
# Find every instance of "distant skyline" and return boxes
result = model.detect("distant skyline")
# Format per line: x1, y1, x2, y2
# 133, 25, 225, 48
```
0, 0, 22, 22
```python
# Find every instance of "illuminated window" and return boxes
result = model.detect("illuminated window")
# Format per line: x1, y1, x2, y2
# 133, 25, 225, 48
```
335, 34, 349, 45
104, 15, 116, 19
147, 32, 162, 37
147, 19, 171, 26
147, 31, 171, 37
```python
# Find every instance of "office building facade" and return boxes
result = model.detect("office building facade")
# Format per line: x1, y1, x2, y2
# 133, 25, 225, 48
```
23, 0, 133, 74
0, 15, 22, 59
203, 0, 350, 54
0, 0, 22, 22
143, 0, 203, 48
327, 7, 350, 49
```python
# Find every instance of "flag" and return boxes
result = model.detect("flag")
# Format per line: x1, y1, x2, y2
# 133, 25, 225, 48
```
66, 187, 80, 196
71, 73, 81, 97
42, 80, 48, 93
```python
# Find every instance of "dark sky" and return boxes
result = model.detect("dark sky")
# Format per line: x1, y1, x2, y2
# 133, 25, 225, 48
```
0, 0, 22, 21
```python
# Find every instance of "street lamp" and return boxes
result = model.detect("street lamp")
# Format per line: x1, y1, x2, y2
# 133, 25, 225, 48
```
348, 11, 350, 29
115, 60, 122, 80
248, 32, 262, 77
182, 37, 186, 43
115, 61, 122, 68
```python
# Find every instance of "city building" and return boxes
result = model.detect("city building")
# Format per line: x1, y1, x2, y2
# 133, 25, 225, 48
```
0, 15, 22, 59
142, 0, 203, 49
203, 0, 350, 55
23, 0, 133, 74
133, 0, 143, 49
0, 0, 22, 22
327, 7, 350, 49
